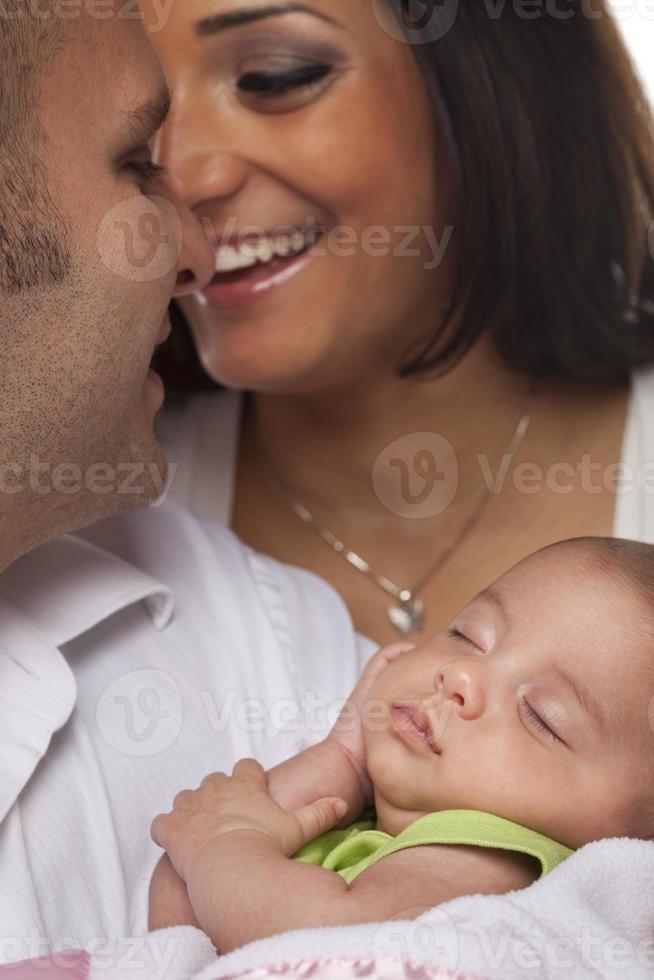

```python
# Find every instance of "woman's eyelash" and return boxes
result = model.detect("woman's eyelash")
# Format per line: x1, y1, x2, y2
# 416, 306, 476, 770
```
521, 699, 561, 743
238, 63, 332, 96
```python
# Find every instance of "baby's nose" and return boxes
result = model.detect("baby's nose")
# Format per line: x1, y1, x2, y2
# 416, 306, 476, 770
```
434, 664, 485, 720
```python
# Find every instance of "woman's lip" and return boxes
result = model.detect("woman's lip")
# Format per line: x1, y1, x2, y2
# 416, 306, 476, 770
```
200, 245, 315, 312
390, 704, 441, 755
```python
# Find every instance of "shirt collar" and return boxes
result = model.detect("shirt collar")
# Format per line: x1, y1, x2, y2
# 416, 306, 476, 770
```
0, 533, 174, 822
0, 532, 175, 648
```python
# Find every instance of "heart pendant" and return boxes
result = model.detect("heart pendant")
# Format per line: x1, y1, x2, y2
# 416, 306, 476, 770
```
388, 598, 424, 636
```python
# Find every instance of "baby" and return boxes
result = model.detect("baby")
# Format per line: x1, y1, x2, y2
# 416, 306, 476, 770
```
149, 536, 654, 954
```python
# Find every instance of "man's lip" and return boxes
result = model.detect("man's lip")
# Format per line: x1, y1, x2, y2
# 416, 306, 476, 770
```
391, 702, 441, 755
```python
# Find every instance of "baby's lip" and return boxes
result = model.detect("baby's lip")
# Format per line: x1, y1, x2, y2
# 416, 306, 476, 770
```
391, 702, 442, 755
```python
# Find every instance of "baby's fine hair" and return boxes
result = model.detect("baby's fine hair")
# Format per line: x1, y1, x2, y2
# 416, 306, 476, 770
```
570, 536, 654, 605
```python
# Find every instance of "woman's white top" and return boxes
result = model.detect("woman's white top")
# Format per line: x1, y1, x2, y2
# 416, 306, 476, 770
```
157, 365, 654, 543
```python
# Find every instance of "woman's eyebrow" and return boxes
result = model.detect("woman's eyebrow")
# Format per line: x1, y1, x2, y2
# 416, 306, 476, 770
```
194, 3, 345, 37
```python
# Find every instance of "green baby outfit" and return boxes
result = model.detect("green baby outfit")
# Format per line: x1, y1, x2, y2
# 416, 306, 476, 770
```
293, 809, 574, 884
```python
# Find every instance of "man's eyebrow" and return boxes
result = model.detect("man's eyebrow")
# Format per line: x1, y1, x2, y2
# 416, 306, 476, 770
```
195, 3, 344, 37
552, 664, 607, 731
123, 91, 172, 145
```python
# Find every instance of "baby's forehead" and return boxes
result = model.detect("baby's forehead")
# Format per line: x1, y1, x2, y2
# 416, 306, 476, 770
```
493, 542, 654, 721
500, 540, 644, 608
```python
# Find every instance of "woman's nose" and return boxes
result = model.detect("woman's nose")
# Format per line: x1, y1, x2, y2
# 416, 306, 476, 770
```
150, 175, 216, 295
434, 662, 486, 720
171, 190, 216, 296
155, 104, 250, 213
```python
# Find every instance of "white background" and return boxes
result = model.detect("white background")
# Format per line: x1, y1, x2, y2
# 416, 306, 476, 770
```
608, 0, 654, 102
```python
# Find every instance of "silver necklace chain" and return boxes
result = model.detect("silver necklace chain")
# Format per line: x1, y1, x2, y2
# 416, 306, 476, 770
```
255, 381, 537, 636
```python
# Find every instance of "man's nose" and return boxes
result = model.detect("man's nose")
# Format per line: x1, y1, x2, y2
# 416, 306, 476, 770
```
434, 662, 486, 720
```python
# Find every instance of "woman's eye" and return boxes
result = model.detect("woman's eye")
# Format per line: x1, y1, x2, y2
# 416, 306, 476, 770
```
520, 698, 562, 744
237, 62, 332, 98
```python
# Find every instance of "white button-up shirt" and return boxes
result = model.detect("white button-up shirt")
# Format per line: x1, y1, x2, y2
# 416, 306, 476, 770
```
0, 503, 375, 978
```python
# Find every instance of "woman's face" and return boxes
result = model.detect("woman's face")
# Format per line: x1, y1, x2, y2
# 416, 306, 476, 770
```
142, 0, 453, 393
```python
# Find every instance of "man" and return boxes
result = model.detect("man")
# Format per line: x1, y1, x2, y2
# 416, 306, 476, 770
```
0, 3, 214, 566
0, 5, 373, 978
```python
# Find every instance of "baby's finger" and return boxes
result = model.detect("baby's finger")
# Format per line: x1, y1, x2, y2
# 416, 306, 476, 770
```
380, 640, 418, 664
173, 788, 195, 810
232, 757, 268, 785
290, 797, 348, 854
200, 771, 229, 791
358, 642, 416, 686
364, 642, 417, 683
346, 642, 416, 708
150, 812, 172, 849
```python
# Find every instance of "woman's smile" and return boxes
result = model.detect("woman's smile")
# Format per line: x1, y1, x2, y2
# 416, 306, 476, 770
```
201, 225, 325, 311
145, 0, 441, 388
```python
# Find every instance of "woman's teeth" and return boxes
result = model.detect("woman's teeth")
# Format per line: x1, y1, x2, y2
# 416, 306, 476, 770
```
214, 229, 310, 273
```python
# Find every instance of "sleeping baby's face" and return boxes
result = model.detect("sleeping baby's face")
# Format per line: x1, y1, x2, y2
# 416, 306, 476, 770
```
364, 540, 654, 849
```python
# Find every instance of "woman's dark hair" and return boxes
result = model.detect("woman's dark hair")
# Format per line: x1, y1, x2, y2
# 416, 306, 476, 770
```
155, 0, 654, 388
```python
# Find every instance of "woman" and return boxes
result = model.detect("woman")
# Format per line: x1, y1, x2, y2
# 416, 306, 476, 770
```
144, 0, 654, 646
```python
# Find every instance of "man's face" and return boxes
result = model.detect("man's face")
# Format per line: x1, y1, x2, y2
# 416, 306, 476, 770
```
0, 6, 211, 557
364, 544, 654, 849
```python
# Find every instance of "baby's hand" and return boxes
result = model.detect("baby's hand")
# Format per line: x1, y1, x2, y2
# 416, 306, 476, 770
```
148, 854, 200, 932
151, 758, 347, 883
327, 642, 416, 802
